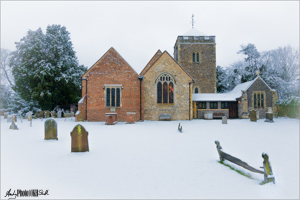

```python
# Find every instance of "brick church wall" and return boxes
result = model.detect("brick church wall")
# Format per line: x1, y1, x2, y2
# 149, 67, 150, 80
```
80, 48, 140, 122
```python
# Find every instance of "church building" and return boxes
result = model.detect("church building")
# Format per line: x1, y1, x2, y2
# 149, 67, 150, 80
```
76, 27, 277, 122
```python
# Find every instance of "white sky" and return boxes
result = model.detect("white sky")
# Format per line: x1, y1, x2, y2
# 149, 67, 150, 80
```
1, 1, 299, 73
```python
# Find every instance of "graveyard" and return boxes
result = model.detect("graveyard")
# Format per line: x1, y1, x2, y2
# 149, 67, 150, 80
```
1, 116, 299, 199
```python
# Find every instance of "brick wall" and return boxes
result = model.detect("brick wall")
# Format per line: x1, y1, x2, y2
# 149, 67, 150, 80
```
80, 47, 140, 122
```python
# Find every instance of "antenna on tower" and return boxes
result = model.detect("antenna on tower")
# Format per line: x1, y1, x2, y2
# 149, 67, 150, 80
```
191, 14, 195, 28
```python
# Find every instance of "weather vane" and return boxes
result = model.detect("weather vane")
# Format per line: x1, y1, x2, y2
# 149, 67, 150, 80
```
191, 14, 194, 28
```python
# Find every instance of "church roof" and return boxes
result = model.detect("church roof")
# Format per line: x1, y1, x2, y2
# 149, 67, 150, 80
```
140, 50, 194, 81
182, 28, 207, 36
81, 47, 138, 78
140, 50, 162, 76
193, 76, 275, 101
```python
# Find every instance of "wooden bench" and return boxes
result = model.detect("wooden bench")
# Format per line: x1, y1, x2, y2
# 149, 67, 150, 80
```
213, 112, 225, 119
159, 113, 171, 121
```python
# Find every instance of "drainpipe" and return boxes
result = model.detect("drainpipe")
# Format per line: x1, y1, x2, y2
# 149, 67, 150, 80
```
138, 76, 144, 121
80, 76, 88, 121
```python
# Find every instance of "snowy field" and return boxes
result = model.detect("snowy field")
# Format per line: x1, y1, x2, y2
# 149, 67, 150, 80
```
1, 116, 299, 199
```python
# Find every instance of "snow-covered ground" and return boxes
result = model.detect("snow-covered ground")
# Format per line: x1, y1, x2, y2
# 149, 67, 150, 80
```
1, 117, 299, 199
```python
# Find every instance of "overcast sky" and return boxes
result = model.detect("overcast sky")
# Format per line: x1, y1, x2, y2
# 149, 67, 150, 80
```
1, 1, 299, 73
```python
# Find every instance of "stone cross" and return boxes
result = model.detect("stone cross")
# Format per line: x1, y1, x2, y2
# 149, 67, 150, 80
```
44, 119, 58, 140
9, 114, 18, 130
250, 109, 257, 122
70, 124, 89, 152
256, 70, 260, 76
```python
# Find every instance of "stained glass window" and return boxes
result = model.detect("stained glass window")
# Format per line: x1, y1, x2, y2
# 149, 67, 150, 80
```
156, 73, 175, 104
169, 82, 174, 103
157, 82, 162, 103
163, 82, 168, 103
116, 88, 120, 107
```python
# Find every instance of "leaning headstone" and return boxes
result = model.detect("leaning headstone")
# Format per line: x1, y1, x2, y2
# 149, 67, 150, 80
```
250, 109, 257, 122
262, 153, 275, 184
222, 116, 227, 124
44, 119, 58, 140
70, 111, 74, 118
45, 110, 50, 118
12, 114, 17, 122
9, 115, 18, 130
70, 124, 89, 152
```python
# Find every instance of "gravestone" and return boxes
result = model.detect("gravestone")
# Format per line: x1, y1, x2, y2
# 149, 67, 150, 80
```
126, 112, 136, 124
262, 153, 275, 184
250, 109, 257, 122
51, 111, 57, 118
39, 110, 44, 118
44, 119, 58, 140
4, 112, 8, 119
70, 124, 89, 152
28, 112, 33, 127
57, 110, 62, 118
265, 107, 274, 123
9, 115, 18, 130
222, 116, 227, 124
12, 114, 17, 122
7, 115, 12, 122
18, 111, 23, 123
70, 111, 75, 118
256, 111, 259, 120
45, 110, 50, 118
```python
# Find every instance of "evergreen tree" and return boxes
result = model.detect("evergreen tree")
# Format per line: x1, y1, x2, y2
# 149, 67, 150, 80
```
9, 25, 87, 110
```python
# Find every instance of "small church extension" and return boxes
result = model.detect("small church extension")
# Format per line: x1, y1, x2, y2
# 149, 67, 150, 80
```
76, 28, 277, 122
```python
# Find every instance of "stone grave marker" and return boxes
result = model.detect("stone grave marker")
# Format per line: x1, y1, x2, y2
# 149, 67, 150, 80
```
7, 115, 12, 122
9, 114, 18, 130
70, 111, 74, 118
57, 110, 62, 118
250, 109, 257, 122
44, 119, 58, 140
265, 107, 274, 123
256, 111, 259, 120
45, 110, 50, 118
222, 116, 227, 124
38, 110, 44, 118
28, 112, 33, 127
70, 124, 89, 152
18, 111, 23, 123
4, 112, 9, 119
12, 114, 17, 122
51, 111, 57, 118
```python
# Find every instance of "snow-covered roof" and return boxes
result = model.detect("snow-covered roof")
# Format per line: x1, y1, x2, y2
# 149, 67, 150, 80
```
193, 79, 255, 101
182, 28, 207, 36
78, 95, 86, 103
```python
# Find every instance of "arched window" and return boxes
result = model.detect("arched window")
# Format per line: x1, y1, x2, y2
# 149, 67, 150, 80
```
193, 52, 195, 63
156, 73, 175, 104
197, 52, 199, 63
194, 87, 199, 94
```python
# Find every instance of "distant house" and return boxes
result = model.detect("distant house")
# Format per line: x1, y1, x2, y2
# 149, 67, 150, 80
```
77, 47, 141, 122
193, 74, 278, 119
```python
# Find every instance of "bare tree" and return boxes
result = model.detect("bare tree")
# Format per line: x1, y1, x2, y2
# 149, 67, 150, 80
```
1, 48, 14, 86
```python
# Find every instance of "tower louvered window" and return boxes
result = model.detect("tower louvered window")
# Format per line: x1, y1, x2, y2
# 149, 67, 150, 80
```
157, 73, 175, 104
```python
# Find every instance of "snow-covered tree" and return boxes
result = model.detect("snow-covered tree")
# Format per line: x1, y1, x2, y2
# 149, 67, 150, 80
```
9, 25, 87, 110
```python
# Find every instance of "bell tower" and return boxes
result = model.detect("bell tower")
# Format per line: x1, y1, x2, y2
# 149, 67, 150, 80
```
174, 21, 216, 93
